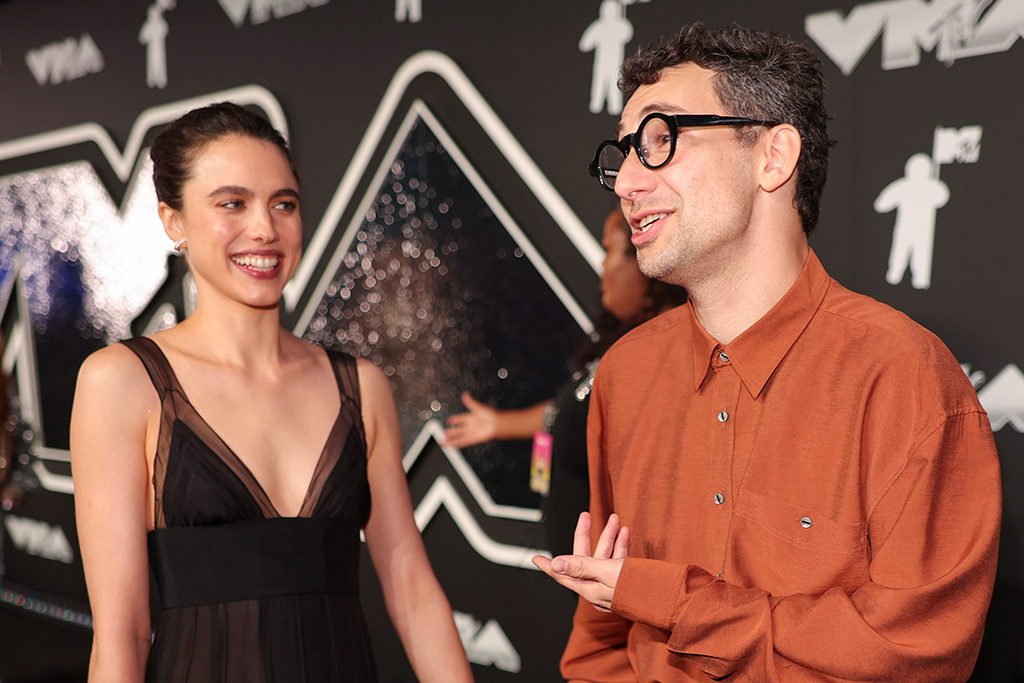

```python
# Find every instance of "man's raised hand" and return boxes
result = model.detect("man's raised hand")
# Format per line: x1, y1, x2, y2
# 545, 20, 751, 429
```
532, 511, 629, 612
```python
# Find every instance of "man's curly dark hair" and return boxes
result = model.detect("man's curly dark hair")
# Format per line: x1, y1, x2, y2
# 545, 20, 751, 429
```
620, 23, 835, 234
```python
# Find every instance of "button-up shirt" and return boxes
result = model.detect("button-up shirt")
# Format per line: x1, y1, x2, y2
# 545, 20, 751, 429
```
562, 250, 1001, 683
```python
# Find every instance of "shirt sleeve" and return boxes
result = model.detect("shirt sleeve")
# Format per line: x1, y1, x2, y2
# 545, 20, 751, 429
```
560, 367, 636, 683
609, 410, 1001, 682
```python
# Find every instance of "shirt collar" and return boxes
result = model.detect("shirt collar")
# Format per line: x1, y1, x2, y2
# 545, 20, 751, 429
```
690, 249, 831, 397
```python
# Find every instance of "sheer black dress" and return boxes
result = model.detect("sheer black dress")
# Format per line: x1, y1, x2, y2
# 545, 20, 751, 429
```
122, 337, 378, 683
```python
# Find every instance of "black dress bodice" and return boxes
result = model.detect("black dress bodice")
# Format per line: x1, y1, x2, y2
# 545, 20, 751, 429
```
122, 336, 377, 683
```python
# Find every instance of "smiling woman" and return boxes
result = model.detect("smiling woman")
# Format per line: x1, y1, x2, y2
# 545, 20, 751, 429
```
69, 103, 473, 683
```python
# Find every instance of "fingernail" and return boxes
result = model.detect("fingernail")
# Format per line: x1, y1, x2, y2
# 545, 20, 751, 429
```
552, 557, 567, 574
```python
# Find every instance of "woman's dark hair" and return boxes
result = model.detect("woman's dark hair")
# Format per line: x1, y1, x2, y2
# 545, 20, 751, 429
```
576, 211, 688, 367
150, 102, 297, 210
620, 23, 835, 234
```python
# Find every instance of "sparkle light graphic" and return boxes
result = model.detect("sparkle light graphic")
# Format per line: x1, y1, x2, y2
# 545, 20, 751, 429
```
304, 120, 586, 506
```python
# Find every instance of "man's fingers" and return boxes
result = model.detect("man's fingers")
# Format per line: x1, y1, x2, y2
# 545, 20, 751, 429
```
594, 513, 621, 559
540, 554, 597, 581
560, 555, 599, 580
612, 525, 630, 560
533, 555, 620, 612
572, 511, 593, 557
532, 555, 580, 584
574, 512, 628, 560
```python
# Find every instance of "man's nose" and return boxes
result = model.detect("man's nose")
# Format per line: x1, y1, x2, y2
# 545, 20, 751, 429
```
614, 148, 655, 200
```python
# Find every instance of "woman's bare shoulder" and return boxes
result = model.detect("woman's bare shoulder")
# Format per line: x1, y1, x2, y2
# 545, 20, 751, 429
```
75, 341, 155, 404
71, 342, 157, 468
353, 357, 390, 398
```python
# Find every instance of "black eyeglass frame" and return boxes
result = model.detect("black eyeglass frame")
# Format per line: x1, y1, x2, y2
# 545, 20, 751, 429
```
589, 113, 778, 191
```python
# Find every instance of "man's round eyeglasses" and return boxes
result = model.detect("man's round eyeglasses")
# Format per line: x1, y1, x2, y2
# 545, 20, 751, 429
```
589, 113, 777, 192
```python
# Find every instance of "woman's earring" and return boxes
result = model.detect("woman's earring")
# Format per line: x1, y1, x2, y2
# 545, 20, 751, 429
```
173, 238, 187, 252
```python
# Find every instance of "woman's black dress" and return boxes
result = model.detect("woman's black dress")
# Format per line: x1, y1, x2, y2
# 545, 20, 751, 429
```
123, 337, 377, 683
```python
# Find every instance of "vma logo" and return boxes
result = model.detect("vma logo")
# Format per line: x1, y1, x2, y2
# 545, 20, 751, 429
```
25, 33, 104, 86
805, 0, 1024, 75
454, 610, 522, 673
218, 0, 329, 27
3, 514, 74, 564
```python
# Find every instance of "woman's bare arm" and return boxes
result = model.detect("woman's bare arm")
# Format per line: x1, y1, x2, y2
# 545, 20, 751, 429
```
71, 345, 157, 683
358, 359, 474, 682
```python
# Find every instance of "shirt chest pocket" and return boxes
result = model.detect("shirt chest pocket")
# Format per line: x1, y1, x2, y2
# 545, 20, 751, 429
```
729, 488, 869, 597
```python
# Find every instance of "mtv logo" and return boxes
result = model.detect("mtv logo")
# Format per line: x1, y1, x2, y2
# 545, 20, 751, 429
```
933, 125, 983, 164
454, 610, 522, 673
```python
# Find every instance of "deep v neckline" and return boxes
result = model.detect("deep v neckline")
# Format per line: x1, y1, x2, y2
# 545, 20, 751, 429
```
147, 339, 345, 519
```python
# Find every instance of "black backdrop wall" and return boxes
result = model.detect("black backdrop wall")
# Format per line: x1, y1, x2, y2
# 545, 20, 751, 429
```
0, 0, 1020, 681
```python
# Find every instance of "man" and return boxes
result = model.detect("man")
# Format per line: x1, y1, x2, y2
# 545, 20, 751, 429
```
533, 23, 1001, 683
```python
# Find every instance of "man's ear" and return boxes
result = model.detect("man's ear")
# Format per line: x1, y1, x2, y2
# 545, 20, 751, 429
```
758, 124, 801, 193
158, 202, 183, 243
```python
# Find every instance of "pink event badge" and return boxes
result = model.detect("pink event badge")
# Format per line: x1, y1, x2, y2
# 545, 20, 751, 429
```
530, 432, 553, 496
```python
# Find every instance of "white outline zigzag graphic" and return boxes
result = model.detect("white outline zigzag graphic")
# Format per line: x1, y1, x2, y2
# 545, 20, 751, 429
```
0, 85, 287, 182
0, 59, 574, 567
282, 49, 603, 313
401, 420, 549, 570
0, 261, 73, 494
293, 98, 594, 336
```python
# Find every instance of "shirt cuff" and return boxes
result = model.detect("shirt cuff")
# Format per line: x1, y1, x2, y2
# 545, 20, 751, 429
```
611, 557, 695, 630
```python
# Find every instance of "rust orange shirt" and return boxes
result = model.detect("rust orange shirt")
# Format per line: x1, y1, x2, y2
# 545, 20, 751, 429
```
562, 250, 1001, 683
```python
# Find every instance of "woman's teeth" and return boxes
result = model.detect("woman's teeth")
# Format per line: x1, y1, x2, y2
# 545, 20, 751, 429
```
637, 213, 667, 234
232, 255, 278, 270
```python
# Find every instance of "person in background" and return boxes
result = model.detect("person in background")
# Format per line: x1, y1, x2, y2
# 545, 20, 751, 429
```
533, 23, 1000, 683
444, 209, 686, 555
0, 335, 11, 511
0, 335, 10, 580
71, 102, 473, 683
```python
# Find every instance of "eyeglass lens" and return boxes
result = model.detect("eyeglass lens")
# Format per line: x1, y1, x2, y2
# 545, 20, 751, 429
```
597, 116, 674, 190
638, 116, 673, 167
598, 144, 624, 188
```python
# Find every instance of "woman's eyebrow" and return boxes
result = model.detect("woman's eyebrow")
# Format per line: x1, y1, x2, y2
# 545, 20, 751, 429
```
208, 185, 253, 198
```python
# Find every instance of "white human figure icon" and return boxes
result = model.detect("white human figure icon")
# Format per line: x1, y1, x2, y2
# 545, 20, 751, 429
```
139, 0, 175, 89
579, 0, 633, 115
875, 153, 950, 290
396, 0, 422, 23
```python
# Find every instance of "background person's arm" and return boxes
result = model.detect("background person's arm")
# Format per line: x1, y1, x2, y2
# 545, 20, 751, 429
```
443, 391, 552, 449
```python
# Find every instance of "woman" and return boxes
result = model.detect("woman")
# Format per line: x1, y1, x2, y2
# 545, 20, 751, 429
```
444, 209, 686, 556
71, 103, 473, 683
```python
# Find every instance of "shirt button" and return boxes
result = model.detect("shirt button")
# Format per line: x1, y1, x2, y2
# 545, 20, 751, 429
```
714, 493, 725, 505
718, 351, 729, 363
800, 517, 813, 528
718, 411, 729, 422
